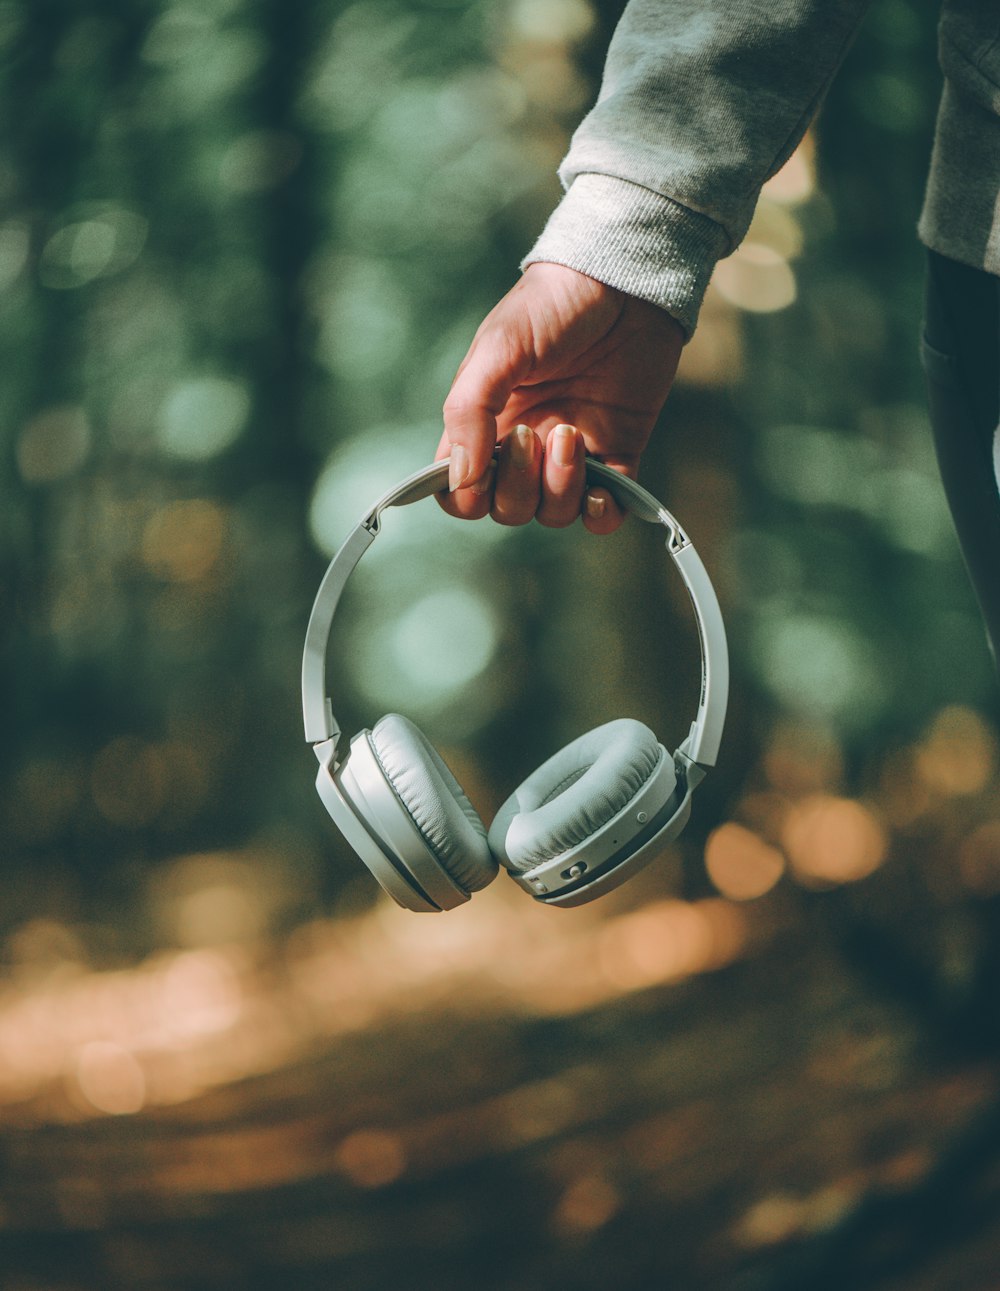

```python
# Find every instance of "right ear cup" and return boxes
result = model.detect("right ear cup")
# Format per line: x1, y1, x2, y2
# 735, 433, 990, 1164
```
488, 718, 674, 874
367, 713, 497, 895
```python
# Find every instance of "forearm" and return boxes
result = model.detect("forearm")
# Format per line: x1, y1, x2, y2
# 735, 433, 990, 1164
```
524, 0, 873, 334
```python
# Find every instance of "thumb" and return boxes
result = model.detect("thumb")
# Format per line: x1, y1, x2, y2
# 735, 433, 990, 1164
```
442, 320, 533, 491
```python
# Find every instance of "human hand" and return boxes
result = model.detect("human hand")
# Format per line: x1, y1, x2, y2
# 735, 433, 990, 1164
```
436, 262, 685, 534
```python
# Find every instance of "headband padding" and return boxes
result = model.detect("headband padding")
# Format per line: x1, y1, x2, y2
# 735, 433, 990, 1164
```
369, 714, 497, 894
488, 718, 667, 873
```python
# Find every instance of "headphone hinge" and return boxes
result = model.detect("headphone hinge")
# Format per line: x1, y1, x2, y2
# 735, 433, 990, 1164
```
313, 735, 339, 769
674, 742, 707, 790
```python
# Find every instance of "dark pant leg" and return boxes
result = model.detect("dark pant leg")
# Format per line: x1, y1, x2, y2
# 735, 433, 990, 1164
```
921, 249, 1000, 669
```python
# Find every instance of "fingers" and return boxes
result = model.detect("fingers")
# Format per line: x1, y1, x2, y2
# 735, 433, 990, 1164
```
535, 426, 628, 533
441, 363, 498, 494
580, 455, 635, 536
491, 425, 541, 526
436, 418, 632, 535
582, 486, 620, 536
434, 430, 492, 521
537, 425, 586, 528
442, 310, 533, 491
436, 424, 542, 526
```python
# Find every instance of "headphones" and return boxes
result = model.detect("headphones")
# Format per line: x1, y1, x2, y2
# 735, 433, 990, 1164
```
302, 455, 729, 912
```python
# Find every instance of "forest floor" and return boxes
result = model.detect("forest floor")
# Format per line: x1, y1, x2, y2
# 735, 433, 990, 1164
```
2, 894, 999, 1291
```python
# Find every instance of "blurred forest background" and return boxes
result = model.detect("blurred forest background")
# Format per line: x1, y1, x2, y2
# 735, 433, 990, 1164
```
3, 0, 1000, 1288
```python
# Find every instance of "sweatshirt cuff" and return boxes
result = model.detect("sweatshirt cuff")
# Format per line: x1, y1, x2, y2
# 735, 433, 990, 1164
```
521, 173, 730, 337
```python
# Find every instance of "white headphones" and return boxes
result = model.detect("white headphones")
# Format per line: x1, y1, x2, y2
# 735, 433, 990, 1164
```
302, 456, 729, 912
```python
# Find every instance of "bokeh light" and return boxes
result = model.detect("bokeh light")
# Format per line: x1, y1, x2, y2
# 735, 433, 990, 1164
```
713, 243, 797, 313
308, 424, 431, 556
781, 795, 887, 888
156, 378, 251, 461
39, 206, 147, 289
705, 823, 785, 901
914, 705, 997, 798
142, 499, 226, 582
17, 405, 91, 484
73, 1041, 147, 1116
389, 587, 499, 697
750, 611, 883, 729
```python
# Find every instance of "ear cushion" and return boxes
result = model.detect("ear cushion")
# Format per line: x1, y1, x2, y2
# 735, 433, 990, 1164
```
488, 718, 669, 874
369, 714, 497, 894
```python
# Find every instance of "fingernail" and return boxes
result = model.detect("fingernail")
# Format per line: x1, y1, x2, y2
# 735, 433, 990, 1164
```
552, 424, 576, 467
470, 462, 495, 495
510, 424, 534, 469
585, 491, 606, 519
449, 444, 470, 492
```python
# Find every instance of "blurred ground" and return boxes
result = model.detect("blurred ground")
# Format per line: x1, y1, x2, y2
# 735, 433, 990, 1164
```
2, 880, 999, 1291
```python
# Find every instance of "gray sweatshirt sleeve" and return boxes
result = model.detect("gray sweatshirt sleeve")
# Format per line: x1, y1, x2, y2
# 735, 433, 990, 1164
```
523, 0, 872, 335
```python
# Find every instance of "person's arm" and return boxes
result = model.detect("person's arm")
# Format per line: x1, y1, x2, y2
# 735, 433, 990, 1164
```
439, 0, 872, 532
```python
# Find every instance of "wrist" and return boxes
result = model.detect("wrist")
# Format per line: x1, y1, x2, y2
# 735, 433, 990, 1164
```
522, 173, 729, 338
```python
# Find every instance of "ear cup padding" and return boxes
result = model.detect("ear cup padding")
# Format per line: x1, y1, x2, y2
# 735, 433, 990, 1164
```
488, 718, 669, 873
369, 714, 497, 894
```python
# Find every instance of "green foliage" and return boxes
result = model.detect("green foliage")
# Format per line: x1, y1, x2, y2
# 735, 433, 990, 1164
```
0, 0, 992, 939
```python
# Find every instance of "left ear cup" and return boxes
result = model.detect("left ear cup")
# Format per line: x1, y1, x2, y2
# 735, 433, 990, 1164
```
368, 714, 498, 894
488, 718, 674, 872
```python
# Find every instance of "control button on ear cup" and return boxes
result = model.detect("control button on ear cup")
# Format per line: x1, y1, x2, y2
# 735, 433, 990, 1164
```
488, 718, 670, 873
369, 714, 497, 894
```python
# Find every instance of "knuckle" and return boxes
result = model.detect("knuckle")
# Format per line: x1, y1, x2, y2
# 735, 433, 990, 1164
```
491, 502, 530, 527
442, 391, 478, 421
536, 510, 576, 530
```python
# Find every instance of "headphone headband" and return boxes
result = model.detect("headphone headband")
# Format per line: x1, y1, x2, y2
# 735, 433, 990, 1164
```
302, 457, 728, 769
